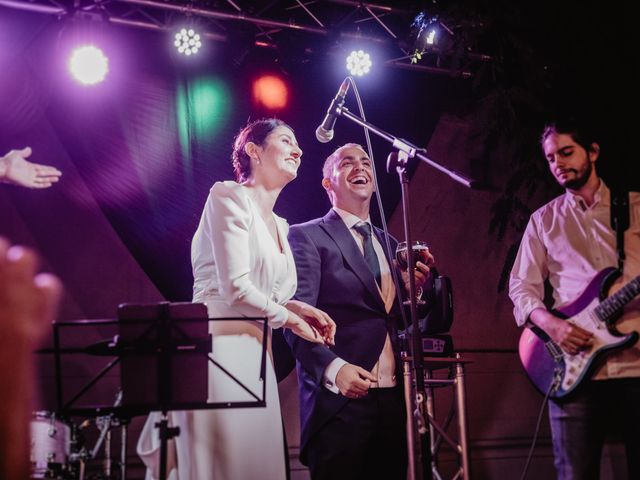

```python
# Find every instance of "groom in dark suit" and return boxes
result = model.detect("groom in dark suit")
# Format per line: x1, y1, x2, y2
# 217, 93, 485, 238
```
284, 143, 433, 480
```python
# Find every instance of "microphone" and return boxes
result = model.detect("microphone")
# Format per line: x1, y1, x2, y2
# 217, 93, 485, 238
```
315, 78, 350, 143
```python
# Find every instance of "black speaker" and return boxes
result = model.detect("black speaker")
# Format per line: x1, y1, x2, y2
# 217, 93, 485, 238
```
422, 269, 453, 334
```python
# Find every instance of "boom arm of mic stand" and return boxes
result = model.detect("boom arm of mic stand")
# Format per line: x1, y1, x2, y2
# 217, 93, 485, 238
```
338, 106, 478, 189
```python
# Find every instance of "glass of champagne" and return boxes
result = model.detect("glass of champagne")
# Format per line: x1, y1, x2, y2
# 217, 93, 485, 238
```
395, 240, 430, 305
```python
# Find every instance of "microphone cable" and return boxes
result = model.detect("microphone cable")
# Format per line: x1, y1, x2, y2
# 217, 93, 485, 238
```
347, 77, 411, 335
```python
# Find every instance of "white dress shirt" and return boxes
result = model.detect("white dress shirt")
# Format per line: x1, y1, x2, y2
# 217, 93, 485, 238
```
323, 207, 397, 393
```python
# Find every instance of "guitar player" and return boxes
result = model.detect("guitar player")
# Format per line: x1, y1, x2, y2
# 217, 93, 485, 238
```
509, 118, 640, 480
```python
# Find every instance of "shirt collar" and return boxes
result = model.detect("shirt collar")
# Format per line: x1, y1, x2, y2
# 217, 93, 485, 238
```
565, 179, 610, 210
332, 207, 371, 230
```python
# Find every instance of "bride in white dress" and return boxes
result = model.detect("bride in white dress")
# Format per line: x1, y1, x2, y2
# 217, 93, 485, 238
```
137, 118, 335, 480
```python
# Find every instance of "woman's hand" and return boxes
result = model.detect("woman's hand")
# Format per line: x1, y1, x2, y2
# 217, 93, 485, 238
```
284, 311, 325, 344
285, 300, 336, 345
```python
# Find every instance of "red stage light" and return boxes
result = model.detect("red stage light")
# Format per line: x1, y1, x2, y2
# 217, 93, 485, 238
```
252, 75, 288, 109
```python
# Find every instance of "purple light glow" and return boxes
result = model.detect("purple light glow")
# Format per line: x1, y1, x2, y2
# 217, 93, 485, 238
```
69, 45, 109, 85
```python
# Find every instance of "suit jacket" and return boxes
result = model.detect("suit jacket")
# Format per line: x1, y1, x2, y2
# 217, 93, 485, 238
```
284, 209, 403, 464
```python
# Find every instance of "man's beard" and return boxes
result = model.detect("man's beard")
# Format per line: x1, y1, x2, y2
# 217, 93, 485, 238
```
562, 161, 592, 190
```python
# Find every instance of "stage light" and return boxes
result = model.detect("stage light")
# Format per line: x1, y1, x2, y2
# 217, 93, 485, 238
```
410, 12, 450, 64
174, 28, 202, 56
346, 50, 372, 76
252, 75, 288, 109
177, 76, 231, 159
425, 29, 437, 45
68, 45, 109, 85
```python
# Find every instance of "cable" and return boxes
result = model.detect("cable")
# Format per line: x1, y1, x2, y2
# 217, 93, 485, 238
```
346, 77, 411, 335
518, 373, 559, 480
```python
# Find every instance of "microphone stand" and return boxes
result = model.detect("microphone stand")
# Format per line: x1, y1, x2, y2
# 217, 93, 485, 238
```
337, 106, 477, 189
332, 103, 476, 480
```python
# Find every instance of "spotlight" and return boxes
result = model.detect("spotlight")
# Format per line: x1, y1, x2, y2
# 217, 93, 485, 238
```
252, 75, 288, 109
346, 50, 372, 77
411, 12, 450, 54
174, 28, 202, 56
68, 45, 109, 85
409, 12, 446, 64
425, 29, 437, 46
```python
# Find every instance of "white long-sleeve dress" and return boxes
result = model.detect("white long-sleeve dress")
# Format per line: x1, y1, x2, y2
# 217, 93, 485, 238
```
137, 181, 296, 479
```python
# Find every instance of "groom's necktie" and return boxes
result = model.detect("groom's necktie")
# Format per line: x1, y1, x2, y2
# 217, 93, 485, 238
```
353, 222, 381, 286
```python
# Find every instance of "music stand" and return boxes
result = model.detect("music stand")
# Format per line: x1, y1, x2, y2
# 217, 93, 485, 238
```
46, 301, 270, 480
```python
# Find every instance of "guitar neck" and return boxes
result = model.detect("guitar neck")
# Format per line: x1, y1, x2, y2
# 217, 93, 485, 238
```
596, 275, 640, 322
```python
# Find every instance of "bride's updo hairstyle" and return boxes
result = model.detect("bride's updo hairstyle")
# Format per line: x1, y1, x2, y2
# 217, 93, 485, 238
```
232, 118, 293, 183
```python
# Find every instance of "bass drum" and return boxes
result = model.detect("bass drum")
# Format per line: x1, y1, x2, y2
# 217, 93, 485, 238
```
30, 411, 71, 479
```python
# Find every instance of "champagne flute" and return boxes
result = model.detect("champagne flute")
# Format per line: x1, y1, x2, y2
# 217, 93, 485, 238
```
395, 240, 429, 305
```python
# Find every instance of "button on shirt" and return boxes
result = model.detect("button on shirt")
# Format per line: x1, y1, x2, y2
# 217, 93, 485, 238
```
322, 208, 397, 393
509, 181, 640, 380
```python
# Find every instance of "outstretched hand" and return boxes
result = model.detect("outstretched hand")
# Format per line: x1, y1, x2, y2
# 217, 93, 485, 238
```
0, 147, 62, 189
285, 300, 336, 345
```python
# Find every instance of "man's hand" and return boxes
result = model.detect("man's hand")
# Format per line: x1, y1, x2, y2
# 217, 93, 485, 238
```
395, 244, 435, 295
335, 363, 377, 399
530, 308, 593, 355
399, 260, 433, 294
0, 147, 62, 189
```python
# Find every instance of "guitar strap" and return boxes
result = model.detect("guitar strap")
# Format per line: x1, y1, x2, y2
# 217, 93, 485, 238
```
610, 187, 630, 271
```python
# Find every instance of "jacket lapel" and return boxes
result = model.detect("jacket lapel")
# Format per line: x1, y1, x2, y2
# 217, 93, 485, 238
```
320, 210, 386, 310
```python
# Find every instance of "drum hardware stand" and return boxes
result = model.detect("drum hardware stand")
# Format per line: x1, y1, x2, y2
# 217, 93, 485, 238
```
325, 78, 478, 479
64, 391, 127, 480
66, 420, 89, 480
66, 420, 129, 480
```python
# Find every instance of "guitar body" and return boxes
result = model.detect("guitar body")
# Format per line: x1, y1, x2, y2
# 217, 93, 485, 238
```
519, 267, 640, 399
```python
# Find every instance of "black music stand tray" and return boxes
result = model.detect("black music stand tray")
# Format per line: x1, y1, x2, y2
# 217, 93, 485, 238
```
48, 301, 270, 480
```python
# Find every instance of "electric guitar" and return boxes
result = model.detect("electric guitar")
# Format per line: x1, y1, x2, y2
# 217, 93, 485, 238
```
518, 267, 640, 399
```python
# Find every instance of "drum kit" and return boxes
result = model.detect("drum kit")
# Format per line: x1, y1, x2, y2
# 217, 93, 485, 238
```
29, 391, 127, 480
30, 411, 71, 479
